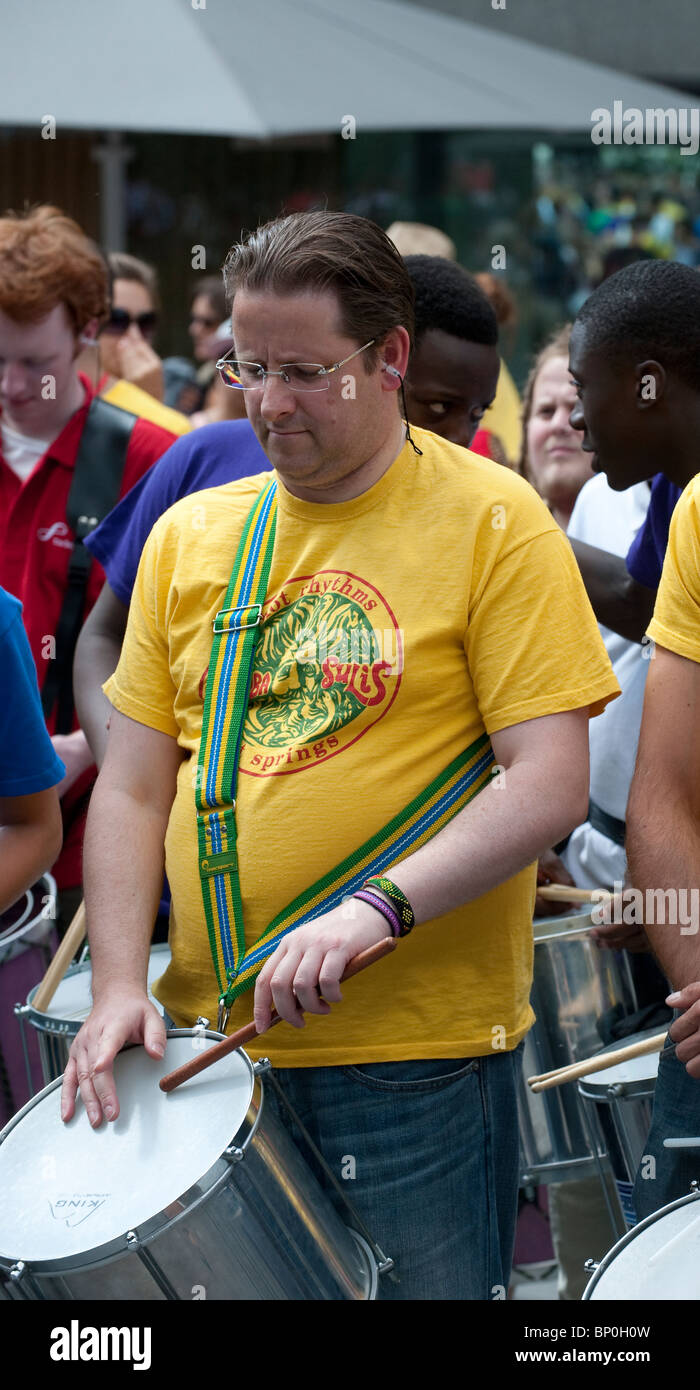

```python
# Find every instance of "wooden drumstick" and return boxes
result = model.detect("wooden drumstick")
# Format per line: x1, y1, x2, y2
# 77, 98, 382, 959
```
537, 884, 611, 905
32, 901, 87, 1013
159, 935, 398, 1093
527, 1029, 668, 1092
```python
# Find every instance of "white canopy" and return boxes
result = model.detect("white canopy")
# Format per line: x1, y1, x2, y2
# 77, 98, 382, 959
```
2, 0, 696, 136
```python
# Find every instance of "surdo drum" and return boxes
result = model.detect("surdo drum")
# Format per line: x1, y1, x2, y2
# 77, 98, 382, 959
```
0, 1030, 384, 1301
577, 1030, 660, 1229
583, 1188, 700, 1299
518, 909, 638, 1185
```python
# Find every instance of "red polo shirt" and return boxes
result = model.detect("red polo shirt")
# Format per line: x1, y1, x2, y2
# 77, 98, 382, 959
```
0, 374, 178, 889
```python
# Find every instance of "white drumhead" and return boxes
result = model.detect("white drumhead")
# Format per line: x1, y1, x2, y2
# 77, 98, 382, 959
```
581, 1049, 660, 1089
0, 1034, 253, 1263
31, 944, 171, 1023
587, 1198, 700, 1299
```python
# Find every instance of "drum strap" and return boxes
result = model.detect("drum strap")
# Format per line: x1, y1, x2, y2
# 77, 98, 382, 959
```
197, 477, 495, 1029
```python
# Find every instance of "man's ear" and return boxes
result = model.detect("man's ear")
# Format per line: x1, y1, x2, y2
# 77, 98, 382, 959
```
635, 360, 665, 408
378, 325, 410, 389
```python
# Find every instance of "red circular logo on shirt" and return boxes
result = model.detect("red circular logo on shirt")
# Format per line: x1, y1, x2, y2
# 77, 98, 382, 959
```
235, 571, 403, 777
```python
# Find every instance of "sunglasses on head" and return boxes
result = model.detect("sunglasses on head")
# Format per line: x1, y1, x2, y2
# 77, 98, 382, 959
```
103, 309, 158, 338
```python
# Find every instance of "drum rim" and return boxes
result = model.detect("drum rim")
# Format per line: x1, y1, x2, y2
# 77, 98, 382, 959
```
0, 1029, 262, 1277
576, 1027, 664, 1099
582, 1186, 700, 1299
533, 905, 596, 937
0, 873, 57, 954
23, 940, 172, 1033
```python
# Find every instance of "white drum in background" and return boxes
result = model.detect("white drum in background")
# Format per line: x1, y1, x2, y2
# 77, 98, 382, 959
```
0, 1031, 381, 1301
583, 1189, 700, 1300
577, 1030, 660, 1229
17, 943, 171, 1088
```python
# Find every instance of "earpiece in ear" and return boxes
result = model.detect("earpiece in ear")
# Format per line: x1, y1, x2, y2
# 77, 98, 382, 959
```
381, 362, 402, 379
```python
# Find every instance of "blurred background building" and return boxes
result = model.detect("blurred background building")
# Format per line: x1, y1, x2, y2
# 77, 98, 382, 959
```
1, 0, 699, 384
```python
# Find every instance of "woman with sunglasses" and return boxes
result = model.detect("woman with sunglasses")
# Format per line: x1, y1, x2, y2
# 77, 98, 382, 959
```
92, 253, 191, 438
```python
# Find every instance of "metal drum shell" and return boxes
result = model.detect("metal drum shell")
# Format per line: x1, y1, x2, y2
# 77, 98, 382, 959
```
518, 909, 638, 1186
577, 1030, 660, 1228
0, 1031, 377, 1302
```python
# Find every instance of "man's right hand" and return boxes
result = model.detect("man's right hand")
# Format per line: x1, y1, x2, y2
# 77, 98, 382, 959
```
60, 989, 167, 1128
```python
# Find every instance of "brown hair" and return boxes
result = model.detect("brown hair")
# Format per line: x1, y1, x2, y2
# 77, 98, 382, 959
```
0, 205, 109, 332
190, 274, 228, 324
518, 323, 572, 480
108, 251, 159, 310
474, 273, 517, 331
223, 211, 415, 370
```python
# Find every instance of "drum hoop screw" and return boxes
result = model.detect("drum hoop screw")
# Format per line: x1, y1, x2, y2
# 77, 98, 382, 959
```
253, 1057, 271, 1075
224, 1145, 244, 1163
691, 1180, 699, 1192
583, 1258, 598, 1272
9, 1262, 25, 1281
126, 1230, 140, 1248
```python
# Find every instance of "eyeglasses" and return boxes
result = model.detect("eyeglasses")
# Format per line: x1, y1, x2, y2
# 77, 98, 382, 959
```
215, 340, 376, 393
102, 309, 158, 339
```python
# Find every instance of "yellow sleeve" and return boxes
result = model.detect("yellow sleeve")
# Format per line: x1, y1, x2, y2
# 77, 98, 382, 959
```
482, 359, 522, 465
103, 517, 180, 738
466, 526, 620, 734
647, 478, 700, 664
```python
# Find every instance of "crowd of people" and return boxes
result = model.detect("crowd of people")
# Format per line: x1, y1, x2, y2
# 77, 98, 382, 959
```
1, 200, 700, 1302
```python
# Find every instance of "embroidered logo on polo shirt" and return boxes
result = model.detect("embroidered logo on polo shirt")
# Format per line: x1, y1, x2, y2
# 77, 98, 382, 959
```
37, 521, 73, 549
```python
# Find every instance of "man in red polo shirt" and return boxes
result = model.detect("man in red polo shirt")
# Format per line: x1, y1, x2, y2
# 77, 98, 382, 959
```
0, 205, 178, 918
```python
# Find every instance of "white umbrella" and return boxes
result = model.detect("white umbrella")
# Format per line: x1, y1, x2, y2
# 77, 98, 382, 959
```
2, 0, 697, 135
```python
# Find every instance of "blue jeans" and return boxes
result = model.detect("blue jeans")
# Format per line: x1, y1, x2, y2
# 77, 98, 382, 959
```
166, 1013, 522, 1300
633, 1029, 700, 1221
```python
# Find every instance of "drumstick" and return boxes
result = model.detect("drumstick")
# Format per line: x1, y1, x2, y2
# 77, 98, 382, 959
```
527, 1029, 668, 1092
537, 884, 611, 904
32, 901, 87, 1013
159, 935, 398, 1093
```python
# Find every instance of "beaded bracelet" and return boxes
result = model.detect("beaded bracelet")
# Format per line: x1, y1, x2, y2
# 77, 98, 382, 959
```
362, 876, 415, 937
353, 889, 403, 939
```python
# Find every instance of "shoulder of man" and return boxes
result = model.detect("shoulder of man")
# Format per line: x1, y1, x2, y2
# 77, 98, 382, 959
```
0, 585, 22, 644
416, 429, 559, 541
147, 469, 273, 548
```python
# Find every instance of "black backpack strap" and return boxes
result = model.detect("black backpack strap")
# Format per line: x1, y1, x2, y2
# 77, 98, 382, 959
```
42, 397, 137, 733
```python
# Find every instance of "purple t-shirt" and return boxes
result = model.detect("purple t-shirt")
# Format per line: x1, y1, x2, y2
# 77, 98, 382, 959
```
626, 473, 682, 590
84, 420, 270, 601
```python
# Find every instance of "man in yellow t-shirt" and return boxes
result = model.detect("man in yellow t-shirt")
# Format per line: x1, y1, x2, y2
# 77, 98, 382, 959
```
628, 474, 700, 1221
62, 212, 618, 1301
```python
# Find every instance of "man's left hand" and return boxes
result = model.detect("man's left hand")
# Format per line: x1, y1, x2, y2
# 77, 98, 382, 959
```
253, 899, 392, 1033
51, 730, 95, 798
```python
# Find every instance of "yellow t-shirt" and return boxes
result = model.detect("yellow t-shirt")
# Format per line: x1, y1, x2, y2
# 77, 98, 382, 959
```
105, 427, 619, 1066
102, 379, 192, 438
648, 474, 700, 663
482, 359, 522, 465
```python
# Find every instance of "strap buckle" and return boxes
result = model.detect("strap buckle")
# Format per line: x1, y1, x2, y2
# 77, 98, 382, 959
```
213, 603, 262, 635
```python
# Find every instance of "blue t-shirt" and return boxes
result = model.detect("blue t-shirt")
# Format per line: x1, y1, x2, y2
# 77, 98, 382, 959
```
0, 588, 65, 796
85, 420, 270, 602
626, 474, 682, 590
